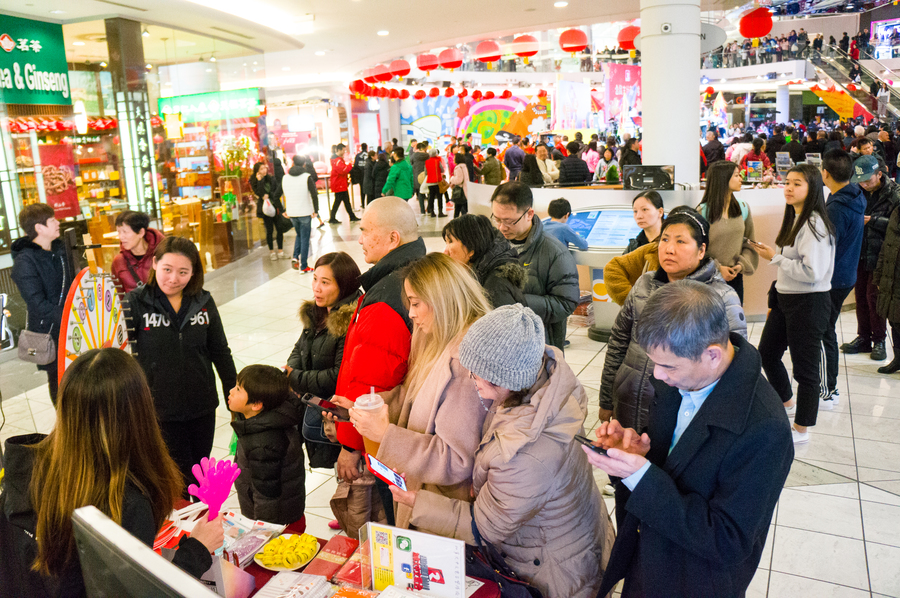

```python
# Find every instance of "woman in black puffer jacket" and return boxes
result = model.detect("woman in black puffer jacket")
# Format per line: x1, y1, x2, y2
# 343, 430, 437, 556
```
441, 215, 527, 308
285, 251, 361, 468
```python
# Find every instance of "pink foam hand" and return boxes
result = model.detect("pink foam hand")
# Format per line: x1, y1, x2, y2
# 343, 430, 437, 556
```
187, 457, 241, 521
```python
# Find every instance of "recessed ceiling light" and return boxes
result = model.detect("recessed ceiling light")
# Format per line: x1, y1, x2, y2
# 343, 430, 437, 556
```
49, 9, 65, 14
315, 51, 326, 56
554, 1, 568, 7
206, 68, 213, 72
282, 66, 291, 71
72, 41, 85, 46
253, 61, 258, 65
142, 29, 150, 37
377, 30, 389, 36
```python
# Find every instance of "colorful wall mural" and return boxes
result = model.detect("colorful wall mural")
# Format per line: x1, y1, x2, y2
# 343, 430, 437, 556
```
400, 94, 551, 145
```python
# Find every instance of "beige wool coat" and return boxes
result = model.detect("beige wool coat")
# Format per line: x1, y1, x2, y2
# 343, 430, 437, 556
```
376, 341, 487, 529
409, 346, 614, 598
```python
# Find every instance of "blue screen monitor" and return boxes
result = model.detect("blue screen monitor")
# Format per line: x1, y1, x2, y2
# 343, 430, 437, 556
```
72, 506, 219, 598
567, 210, 642, 248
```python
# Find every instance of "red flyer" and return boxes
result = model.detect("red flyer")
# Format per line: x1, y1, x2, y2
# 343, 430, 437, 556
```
38, 144, 80, 218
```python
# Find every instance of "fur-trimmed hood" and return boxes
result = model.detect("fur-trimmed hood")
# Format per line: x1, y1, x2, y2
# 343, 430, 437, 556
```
298, 290, 361, 337
474, 229, 527, 290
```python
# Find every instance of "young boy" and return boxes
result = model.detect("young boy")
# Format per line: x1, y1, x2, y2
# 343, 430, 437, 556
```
542, 198, 589, 250
228, 365, 306, 525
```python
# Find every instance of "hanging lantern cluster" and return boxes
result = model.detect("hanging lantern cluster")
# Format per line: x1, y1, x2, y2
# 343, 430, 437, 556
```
6, 116, 120, 133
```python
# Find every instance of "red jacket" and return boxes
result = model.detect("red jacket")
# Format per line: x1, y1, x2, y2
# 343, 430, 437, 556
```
555, 142, 569, 157
333, 238, 426, 451
330, 157, 353, 192
110, 228, 165, 293
425, 156, 444, 183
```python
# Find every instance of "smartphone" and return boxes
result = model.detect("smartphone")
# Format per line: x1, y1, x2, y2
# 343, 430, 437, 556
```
744, 237, 761, 246
300, 394, 351, 422
365, 454, 408, 491
574, 435, 609, 456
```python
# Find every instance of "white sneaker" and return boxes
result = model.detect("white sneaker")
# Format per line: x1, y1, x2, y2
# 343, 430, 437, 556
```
819, 390, 840, 411
270, 252, 278, 261
791, 427, 810, 444
785, 403, 796, 416
602, 484, 615, 496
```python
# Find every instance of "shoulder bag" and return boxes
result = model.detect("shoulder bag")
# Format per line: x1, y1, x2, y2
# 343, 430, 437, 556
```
300, 394, 343, 469
18, 255, 66, 365
464, 504, 543, 598
276, 213, 293, 234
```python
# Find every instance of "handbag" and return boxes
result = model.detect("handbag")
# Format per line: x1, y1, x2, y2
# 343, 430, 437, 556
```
18, 328, 56, 365
276, 214, 293, 234
438, 179, 451, 194
301, 396, 343, 469
465, 505, 543, 598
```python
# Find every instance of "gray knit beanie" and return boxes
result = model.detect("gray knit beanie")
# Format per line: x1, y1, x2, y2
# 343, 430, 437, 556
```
460, 304, 545, 390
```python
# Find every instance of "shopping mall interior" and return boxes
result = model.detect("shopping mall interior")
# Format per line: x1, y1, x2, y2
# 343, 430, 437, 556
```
2, 0, 900, 596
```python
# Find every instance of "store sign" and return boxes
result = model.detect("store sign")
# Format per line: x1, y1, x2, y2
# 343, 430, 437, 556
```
132, 95, 156, 204
0, 15, 71, 105
158, 88, 260, 124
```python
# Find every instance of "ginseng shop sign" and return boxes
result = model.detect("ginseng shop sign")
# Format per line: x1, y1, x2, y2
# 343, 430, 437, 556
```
0, 15, 71, 105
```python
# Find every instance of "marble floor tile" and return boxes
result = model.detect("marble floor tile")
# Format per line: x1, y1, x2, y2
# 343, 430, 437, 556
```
766, 571, 871, 598
791, 482, 860, 500
770, 526, 869, 590
862, 500, 900, 547
746, 570, 768, 598
792, 432, 857, 467
856, 439, 900, 473
301, 513, 341, 541
777, 488, 863, 539
869, 480, 900, 497
857, 467, 900, 483
849, 413, 900, 444
867, 542, 900, 597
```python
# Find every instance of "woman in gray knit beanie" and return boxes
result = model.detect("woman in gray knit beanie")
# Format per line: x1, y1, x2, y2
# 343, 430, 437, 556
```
390, 304, 613, 598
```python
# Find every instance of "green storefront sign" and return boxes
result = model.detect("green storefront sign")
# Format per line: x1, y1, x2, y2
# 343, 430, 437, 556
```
158, 88, 261, 124
0, 15, 71, 105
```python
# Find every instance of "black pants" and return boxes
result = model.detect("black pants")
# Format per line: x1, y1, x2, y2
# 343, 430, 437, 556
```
725, 272, 744, 304
823, 286, 853, 396
39, 360, 59, 407
759, 290, 830, 427
159, 412, 217, 498
453, 192, 468, 218
427, 185, 443, 215
415, 191, 426, 215
262, 215, 283, 250
855, 264, 887, 344
329, 191, 357, 221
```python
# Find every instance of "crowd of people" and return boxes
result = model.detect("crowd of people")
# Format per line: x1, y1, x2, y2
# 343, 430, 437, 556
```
4, 106, 900, 597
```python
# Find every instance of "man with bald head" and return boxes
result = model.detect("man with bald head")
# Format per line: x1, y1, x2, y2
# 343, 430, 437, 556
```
332, 197, 425, 529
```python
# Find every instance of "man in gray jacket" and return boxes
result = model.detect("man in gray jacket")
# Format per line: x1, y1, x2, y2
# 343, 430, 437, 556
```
410, 142, 429, 215
490, 182, 579, 351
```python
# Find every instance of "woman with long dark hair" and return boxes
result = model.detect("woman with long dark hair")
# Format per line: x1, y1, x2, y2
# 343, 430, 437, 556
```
127, 237, 237, 490
625, 190, 665, 253
0, 349, 223, 596
752, 164, 836, 444
697, 161, 758, 302
519, 154, 545, 188
250, 161, 285, 260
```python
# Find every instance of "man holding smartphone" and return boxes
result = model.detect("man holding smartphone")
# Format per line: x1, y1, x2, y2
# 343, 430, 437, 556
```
585, 281, 792, 598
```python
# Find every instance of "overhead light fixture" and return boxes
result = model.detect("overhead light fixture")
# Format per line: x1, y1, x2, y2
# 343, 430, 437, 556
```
554, 1, 568, 6
49, 9, 65, 14
206, 68, 213, 72
72, 41, 85, 46
100, 61, 107, 68
315, 51, 326, 56
209, 55, 217, 62
377, 30, 389, 36
142, 28, 150, 37
146, 63, 152, 70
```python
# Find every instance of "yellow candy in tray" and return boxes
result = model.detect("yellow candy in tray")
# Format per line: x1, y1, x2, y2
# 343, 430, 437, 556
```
257, 533, 319, 570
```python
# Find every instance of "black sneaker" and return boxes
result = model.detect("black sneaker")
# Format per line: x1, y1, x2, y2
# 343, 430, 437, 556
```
871, 341, 887, 361
840, 336, 872, 354
327, 219, 341, 224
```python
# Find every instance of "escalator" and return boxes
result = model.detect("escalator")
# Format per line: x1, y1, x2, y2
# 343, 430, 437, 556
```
816, 45, 900, 120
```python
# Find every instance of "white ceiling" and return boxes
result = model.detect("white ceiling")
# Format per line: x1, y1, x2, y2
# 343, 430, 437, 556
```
4, 0, 748, 76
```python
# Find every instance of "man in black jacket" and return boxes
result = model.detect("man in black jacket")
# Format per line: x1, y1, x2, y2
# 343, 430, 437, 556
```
587, 281, 792, 598
841, 155, 900, 361
10, 203, 74, 407
558, 141, 592, 186
702, 129, 725, 166
782, 127, 807, 164
766, 125, 787, 165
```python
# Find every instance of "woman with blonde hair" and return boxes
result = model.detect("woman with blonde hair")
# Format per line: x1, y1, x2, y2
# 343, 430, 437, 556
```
337, 252, 491, 528
0, 348, 223, 597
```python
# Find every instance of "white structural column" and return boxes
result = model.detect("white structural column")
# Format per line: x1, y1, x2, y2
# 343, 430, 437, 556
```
776, 85, 790, 124
640, 0, 701, 185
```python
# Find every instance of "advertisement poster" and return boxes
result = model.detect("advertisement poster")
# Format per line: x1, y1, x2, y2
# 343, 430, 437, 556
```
555, 80, 592, 130
604, 63, 642, 129
400, 94, 551, 146
38, 144, 79, 218
808, 85, 873, 123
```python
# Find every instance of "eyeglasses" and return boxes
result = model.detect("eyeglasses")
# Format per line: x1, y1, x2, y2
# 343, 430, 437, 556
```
491, 211, 529, 228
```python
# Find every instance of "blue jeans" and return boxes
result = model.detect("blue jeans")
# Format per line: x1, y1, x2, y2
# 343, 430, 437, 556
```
291, 216, 312, 268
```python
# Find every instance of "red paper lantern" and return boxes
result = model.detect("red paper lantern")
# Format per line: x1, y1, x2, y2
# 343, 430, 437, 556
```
847, 83, 858, 91
417, 53, 439, 74
390, 59, 410, 80
414, 90, 427, 100
350, 79, 366, 96
438, 48, 463, 71
471, 90, 483, 101
458, 88, 468, 98
501, 90, 512, 100
484, 91, 495, 100
705, 86, 715, 95
150, 115, 163, 127
389, 88, 400, 100
739, 7, 773, 39
444, 87, 455, 97
513, 35, 539, 64
618, 26, 640, 51
537, 89, 548, 98
559, 29, 588, 56
429, 87, 440, 98
379, 87, 390, 98
363, 68, 378, 84
475, 40, 501, 70
400, 89, 410, 99
374, 64, 392, 83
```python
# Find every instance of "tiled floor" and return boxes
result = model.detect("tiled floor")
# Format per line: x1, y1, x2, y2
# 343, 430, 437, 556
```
1, 214, 899, 597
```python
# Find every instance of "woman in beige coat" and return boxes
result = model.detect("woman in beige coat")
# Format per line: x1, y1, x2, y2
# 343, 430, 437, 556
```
343, 253, 491, 528
391, 305, 613, 598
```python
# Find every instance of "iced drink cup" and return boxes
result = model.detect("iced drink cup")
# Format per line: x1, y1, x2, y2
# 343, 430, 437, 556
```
355, 388, 384, 456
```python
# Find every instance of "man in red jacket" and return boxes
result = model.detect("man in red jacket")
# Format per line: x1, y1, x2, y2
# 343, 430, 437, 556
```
332, 197, 425, 525
328, 144, 359, 224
